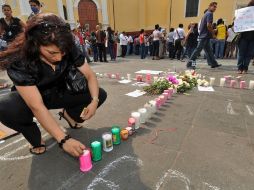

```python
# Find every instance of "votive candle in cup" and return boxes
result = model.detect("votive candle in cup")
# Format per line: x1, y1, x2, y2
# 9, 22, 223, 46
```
102, 132, 113, 152
230, 80, 237, 88
210, 78, 215, 86
125, 127, 134, 136
79, 150, 93, 172
249, 80, 254, 90
107, 73, 112, 78
220, 78, 226, 87
127, 73, 132, 81
153, 76, 158, 82
138, 108, 147, 124
163, 93, 168, 101
116, 73, 120, 80
146, 73, 151, 83
149, 100, 157, 113
131, 112, 141, 130
111, 74, 116, 79
136, 75, 143, 82
144, 103, 153, 119
159, 95, 166, 105
240, 81, 246, 89
155, 98, 161, 109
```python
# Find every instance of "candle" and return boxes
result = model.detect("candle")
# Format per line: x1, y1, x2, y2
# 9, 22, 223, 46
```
79, 150, 93, 172
249, 80, 254, 90
153, 76, 158, 82
128, 117, 136, 130
155, 98, 161, 109
144, 103, 153, 119
90, 141, 102, 162
125, 127, 134, 136
138, 108, 147, 124
164, 90, 170, 98
240, 81, 246, 89
210, 78, 215, 86
159, 95, 165, 105
107, 73, 112, 78
116, 73, 120, 80
136, 75, 143, 82
100, 74, 104, 78
111, 74, 116, 79
230, 80, 237, 88
121, 76, 125, 80
111, 126, 121, 145
96, 73, 100, 77
146, 73, 151, 83
163, 93, 168, 101
168, 88, 174, 98
220, 78, 226, 87
127, 73, 131, 81
149, 100, 157, 113
120, 129, 129, 140
102, 132, 113, 152
131, 112, 141, 130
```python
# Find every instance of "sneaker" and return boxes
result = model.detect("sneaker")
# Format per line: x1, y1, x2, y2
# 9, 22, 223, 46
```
211, 64, 222, 68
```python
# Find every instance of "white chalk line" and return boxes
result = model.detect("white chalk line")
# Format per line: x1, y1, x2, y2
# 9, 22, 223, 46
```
86, 155, 143, 190
57, 171, 85, 190
246, 105, 254, 116
155, 169, 190, 190
203, 182, 221, 190
226, 101, 238, 115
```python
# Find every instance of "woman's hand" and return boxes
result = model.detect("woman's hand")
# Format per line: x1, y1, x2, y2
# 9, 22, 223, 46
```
63, 138, 86, 157
80, 101, 98, 120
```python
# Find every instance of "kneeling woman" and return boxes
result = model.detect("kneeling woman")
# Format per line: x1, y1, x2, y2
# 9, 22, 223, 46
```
0, 13, 107, 157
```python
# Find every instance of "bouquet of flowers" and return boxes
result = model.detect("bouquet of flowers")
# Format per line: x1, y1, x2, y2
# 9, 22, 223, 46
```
143, 77, 172, 95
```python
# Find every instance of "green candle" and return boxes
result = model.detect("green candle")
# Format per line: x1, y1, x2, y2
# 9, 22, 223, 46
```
91, 141, 102, 162
111, 126, 121, 145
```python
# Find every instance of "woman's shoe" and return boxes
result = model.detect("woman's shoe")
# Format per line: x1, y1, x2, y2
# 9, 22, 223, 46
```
58, 109, 82, 129
29, 144, 46, 155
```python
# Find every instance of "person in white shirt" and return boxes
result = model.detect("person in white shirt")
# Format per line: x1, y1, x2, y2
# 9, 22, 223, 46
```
173, 24, 185, 60
152, 24, 161, 60
127, 35, 133, 55
224, 25, 236, 59
119, 31, 128, 57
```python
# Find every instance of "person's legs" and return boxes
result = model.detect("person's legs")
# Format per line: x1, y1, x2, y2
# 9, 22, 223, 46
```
154, 41, 160, 59
140, 44, 145, 59
102, 44, 107, 62
243, 41, 254, 72
215, 40, 220, 58
92, 45, 98, 62
97, 43, 103, 62
219, 40, 226, 58
237, 39, 248, 72
203, 39, 219, 67
0, 92, 42, 148
187, 39, 206, 67
108, 43, 114, 60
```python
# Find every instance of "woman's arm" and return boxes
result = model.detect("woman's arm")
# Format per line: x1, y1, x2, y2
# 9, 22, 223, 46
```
78, 63, 99, 120
16, 85, 85, 157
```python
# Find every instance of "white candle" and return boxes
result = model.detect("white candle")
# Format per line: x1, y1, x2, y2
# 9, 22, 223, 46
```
149, 100, 157, 113
111, 74, 116, 79
210, 78, 215, 86
153, 76, 158, 82
131, 112, 141, 130
144, 103, 152, 119
102, 133, 113, 152
127, 73, 132, 81
121, 77, 125, 80
249, 80, 254, 90
220, 78, 226, 87
138, 108, 147, 124
99, 74, 104, 78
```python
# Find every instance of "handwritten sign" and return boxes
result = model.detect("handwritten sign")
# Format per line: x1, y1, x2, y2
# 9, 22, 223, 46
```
234, 6, 254, 32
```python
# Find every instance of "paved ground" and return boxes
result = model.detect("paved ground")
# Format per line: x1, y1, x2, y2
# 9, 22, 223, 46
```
0, 56, 254, 190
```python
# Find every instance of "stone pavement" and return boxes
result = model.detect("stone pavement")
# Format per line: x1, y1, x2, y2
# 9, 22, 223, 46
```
0, 56, 254, 190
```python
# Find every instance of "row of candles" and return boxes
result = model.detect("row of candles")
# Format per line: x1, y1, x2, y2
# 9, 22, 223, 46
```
217, 77, 254, 89
79, 87, 175, 172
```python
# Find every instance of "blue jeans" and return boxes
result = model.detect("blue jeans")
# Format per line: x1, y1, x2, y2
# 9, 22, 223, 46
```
215, 39, 225, 58
140, 43, 146, 59
92, 44, 98, 62
108, 42, 115, 60
188, 38, 218, 67
237, 38, 254, 71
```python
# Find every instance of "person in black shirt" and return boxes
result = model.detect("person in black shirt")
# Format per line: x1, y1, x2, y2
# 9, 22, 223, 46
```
0, 13, 107, 157
0, 4, 25, 43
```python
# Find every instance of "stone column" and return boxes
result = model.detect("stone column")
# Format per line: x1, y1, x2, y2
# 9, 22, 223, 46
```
57, 0, 65, 19
66, 0, 76, 28
101, 0, 109, 29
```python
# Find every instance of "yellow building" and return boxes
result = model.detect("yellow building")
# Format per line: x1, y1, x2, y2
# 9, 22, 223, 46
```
0, 0, 251, 32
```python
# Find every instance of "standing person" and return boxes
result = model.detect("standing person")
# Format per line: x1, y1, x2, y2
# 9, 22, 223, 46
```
152, 24, 161, 60
107, 26, 116, 61
139, 29, 146, 59
215, 18, 227, 58
0, 13, 107, 157
119, 31, 128, 58
173, 24, 185, 60
236, 0, 254, 74
187, 2, 221, 69
167, 28, 175, 59
90, 32, 98, 62
0, 4, 25, 43
127, 34, 133, 55
224, 24, 236, 59
28, 0, 42, 19
96, 25, 107, 62
182, 23, 199, 60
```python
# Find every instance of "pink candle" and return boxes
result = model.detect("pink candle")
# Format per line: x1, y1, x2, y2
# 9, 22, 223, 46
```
163, 93, 168, 100
230, 80, 237, 88
116, 73, 120, 80
159, 95, 165, 105
107, 73, 112, 78
155, 98, 161, 108
240, 81, 246, 89
136, 75, 143, 82
146, 74, 151, 83
128, 117, 136, 129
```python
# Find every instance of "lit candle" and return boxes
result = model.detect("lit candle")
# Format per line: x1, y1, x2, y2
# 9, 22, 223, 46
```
111, 74, 116, 79
131, 112, 141, 130
220, 78, 226, 87
230, 80, 237, 88
120, 129, 129, 141
149, 100, 157, 113
144, 103, 153, 119
127, 73, 132, 81
138, 108, 147, 124
102, 132, 113, 152
240, 81, 246, 89
210, 78, 215, 86
249, 80, 254, 90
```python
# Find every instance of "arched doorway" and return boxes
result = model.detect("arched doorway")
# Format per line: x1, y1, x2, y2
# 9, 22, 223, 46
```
78, 0, 98, 32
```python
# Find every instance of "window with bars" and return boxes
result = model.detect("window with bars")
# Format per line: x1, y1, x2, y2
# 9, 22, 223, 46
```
185, 0, 199, 17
